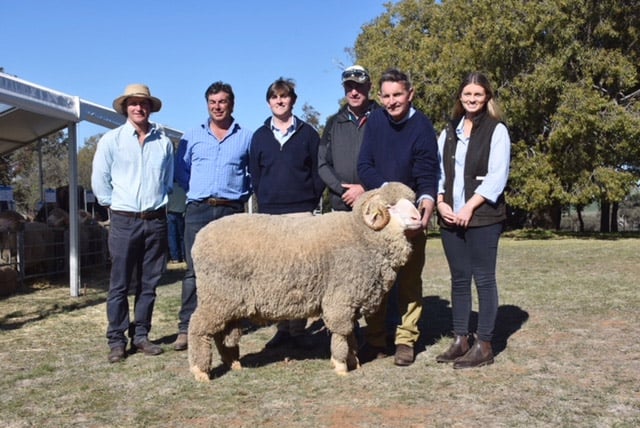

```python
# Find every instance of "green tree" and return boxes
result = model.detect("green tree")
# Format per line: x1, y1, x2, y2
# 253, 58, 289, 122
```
78, 134, 101, 190
301, 102, 324, 135
9, 131, 69, 213
354, 0, 640, 230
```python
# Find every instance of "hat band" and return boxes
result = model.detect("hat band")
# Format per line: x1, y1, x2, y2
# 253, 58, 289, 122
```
342, 70, 369, 83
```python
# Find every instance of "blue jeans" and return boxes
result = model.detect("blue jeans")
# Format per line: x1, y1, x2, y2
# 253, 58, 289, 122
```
440, 222, 503, 342
178, 200, 244, 333
106, 212, 167, 348
167, 211, 185, 261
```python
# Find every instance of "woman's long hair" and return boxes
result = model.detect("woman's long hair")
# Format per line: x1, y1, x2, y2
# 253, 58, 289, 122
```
451, 72, 503, 121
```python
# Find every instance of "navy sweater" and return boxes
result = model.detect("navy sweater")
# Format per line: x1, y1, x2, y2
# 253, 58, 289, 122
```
358, 108, 439, 200
249, 116, 325, 214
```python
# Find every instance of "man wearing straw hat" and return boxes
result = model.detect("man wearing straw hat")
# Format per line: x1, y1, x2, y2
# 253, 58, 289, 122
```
92, 83, 174, 363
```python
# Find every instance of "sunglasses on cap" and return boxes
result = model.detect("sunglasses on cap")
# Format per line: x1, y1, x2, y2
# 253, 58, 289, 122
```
342, 69, 370, 83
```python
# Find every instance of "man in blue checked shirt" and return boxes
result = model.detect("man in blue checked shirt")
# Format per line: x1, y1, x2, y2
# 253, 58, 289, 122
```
173, 81, 253, 351
92, 83, 174, 363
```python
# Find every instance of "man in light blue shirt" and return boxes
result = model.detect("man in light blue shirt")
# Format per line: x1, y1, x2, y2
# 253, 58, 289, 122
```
92, 84, 174, 363
173, 81, 252, 351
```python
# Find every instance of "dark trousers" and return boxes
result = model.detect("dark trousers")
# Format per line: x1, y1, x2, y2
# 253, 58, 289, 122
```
178, 201, 243, 333
167, 211, 185, 261
441, 222, 503, 342
106, 213, 167, 348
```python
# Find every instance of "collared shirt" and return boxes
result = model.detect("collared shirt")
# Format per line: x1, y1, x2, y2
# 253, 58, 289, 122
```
175, 118, 253, 203
270, 116, 297, 146
389, 106, 417, 125
437, 117, 511, 212
91, 120, 174, 212
346, 107, 372, 128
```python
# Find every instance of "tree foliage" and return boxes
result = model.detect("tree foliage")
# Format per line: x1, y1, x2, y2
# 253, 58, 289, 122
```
301, 102, 324, 135
77, 134, 101, 190
8, 131, 70, 213
354, 0, 640, 229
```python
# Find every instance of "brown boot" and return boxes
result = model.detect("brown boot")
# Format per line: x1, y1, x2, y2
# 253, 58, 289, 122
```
435, 335, 470, 363
453, 337, 494, 369
174, 333, 188, 351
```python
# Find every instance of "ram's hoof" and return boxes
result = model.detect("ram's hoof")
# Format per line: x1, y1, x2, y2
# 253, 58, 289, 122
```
190, 365, 210, 383
331, 357, 349, 376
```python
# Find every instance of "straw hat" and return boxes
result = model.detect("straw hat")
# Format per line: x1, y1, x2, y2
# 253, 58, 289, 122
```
112, 83, 162, 114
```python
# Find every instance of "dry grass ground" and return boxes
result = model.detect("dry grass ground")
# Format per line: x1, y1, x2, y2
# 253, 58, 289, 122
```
1, 235, 638, 427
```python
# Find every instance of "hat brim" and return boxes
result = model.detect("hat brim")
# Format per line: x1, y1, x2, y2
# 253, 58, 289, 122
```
342, 77, 370, 84
112, 95, 162, 115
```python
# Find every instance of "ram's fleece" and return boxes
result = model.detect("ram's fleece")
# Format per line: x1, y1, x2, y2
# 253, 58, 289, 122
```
188, 182, 422, 382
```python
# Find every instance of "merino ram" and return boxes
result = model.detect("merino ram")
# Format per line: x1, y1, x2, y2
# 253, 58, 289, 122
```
188, 182, 423, 382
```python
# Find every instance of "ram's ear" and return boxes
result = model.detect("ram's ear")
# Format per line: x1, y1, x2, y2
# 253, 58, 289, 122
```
362, 195, 391, 230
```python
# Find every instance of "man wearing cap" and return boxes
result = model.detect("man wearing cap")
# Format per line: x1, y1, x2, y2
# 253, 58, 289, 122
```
172, 81, 253, 351
92, 84, 174, 363
318, 65, 379, 211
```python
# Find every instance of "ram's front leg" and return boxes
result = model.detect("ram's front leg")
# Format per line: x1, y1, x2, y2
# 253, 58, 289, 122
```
188, 327, 213, 382
330, 333, 350, 375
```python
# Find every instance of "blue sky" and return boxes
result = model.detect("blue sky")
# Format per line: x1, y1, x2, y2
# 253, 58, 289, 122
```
2, 0, 395, 147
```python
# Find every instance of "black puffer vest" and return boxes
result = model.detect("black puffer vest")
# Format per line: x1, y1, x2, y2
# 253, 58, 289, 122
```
439, 112, 506, 228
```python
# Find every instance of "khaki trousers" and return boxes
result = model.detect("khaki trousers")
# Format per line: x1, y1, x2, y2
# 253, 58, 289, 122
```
365, 231, 427, 347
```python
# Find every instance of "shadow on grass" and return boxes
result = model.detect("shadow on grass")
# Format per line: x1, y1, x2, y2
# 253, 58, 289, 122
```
0, 264, 186, 331
192, 321, 333, 378
168, 295, 529, 378
418, 295, 529, 357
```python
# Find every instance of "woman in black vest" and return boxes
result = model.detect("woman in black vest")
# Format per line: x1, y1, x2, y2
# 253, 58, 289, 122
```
435, 72, 511, 368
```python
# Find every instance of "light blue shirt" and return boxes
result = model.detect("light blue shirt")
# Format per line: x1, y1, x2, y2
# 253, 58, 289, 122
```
437, 117, 510, 213
91, 120, 174, 212
270, 116, 296, 146
175, 118, 253, 203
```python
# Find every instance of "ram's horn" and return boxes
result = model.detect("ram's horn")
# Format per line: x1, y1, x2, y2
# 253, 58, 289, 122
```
362, 195, 391, 230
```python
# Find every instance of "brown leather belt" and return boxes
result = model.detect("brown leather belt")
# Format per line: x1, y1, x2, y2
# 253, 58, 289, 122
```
205, 197, 242, 207
110, 208, 166, 220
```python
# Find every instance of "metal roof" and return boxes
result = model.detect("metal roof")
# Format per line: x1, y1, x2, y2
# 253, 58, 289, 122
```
0, 72, 182, 296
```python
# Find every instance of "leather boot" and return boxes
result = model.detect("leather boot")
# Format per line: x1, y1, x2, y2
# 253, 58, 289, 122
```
435, 335, 470, 363
453, 337, 494, 369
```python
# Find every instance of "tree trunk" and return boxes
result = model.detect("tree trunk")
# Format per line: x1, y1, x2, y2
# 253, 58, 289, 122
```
600, 199, 610, 233
576, 206, 585, 232
610, 202, 619, 232
551, 204, 562, 230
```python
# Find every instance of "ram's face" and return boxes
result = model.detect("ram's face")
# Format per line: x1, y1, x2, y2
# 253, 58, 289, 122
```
388, 198, 422, 231
363, 196, 421, 231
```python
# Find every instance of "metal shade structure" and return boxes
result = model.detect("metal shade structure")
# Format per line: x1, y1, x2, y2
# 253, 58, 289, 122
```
0, 72, 182, 296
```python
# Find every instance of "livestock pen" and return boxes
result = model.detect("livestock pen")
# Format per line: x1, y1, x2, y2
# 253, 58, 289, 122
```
0, 218, 109, 295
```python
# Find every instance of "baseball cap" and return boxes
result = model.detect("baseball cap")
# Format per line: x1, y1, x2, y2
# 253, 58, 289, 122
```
341, 65, 370, 84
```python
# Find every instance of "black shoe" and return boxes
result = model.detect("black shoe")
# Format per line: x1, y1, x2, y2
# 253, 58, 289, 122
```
108, 346, 126, 363
265, 330, 292, 348
132, 339, 164, 356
